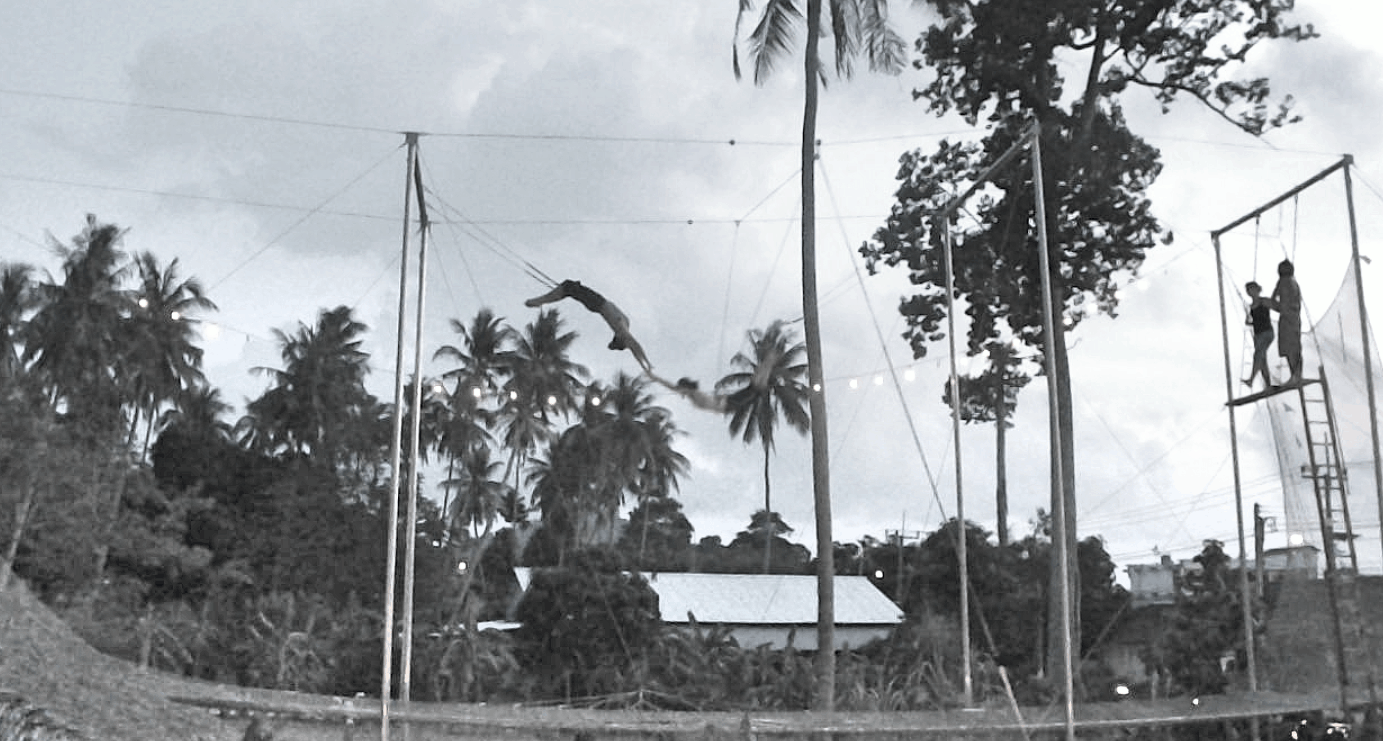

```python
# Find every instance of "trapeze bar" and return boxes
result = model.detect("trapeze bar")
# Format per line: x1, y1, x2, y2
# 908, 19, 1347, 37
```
1211, 156, 1351, 239
1226, 378, 1319, 407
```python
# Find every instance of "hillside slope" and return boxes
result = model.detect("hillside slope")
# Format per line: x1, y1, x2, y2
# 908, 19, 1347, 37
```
0, 579, 234, 741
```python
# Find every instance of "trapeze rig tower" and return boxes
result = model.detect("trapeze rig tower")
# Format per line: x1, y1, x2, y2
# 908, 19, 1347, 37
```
1211, 155, 1380, 714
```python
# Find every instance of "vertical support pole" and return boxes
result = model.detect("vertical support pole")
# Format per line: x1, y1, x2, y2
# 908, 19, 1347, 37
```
942, 225, 973, 706
380, 133, 418, 741
799, 1, 836, 705
399, 142, 431, 741
1029, 125, 1075, 741
1342, 156, 1383, 715
1342, 159, 1383, 574
1254, 504, 1266, 600
1213, 230, 1261, 741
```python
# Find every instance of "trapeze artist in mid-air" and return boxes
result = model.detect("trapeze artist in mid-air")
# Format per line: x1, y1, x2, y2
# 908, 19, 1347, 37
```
525, 279, 653, 371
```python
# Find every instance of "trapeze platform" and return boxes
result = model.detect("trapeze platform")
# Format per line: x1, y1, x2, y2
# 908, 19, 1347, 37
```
1226, 378, 1318, 407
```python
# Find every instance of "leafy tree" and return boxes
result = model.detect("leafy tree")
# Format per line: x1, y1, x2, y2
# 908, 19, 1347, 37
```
1141, 540, 1243, 697
513, 549, 661, 700
0, 388, 78, 590
732, 0, 909, 708
445, 443, 514, 629
862, 0, 1313, 684
621, 494, 695, 571
941, 341, 1029, 546
725, 510, 811, 574
450, 444, 512, 541
717, 321, 810, 574
497, 489, 529, 525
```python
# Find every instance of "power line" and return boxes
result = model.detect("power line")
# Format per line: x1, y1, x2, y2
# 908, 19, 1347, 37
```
0, 172, 896, 228
0, 172, 394, 222
0, 87, 792, 147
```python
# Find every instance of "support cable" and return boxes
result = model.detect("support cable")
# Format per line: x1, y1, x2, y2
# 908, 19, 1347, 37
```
209, 144, 402, 292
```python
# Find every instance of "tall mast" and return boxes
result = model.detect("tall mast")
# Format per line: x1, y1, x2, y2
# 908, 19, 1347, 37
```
380, 132, 418, 741
942, 224, 973, 705
399, 136, 431, 735
1030, 124, 1076, 741
1342, 159, 1383, 571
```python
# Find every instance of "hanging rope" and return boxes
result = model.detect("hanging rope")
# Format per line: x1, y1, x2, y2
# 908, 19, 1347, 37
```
716, 221, 741, 371
1253, 213, 1261, 280
419, 184, 556, 289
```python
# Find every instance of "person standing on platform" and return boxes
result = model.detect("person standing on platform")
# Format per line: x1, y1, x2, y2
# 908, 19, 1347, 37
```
1271, 259, 1304, 385
1242, 281, 1276, 389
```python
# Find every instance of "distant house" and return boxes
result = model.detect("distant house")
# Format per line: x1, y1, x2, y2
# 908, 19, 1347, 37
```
642, 572, 904, 651
1125, 546, 1320, 608
509, 568, 904, 651
1107, 545, 1327, 684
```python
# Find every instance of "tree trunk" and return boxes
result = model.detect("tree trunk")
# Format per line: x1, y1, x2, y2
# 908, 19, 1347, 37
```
450, 529, 493, 632
762, 446, 772, 575
141, 408, 157, 464
637, 494, 651, 565
995, 376, 1009, 547
1, 473, 36, 591
801, 0, 835, 711
138, 601, 154, 670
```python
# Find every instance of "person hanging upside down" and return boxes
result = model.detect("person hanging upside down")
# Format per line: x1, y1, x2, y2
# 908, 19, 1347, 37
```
1242, 281, 1275, 389
1270, 259, 1304, 385
647, 372, 728, 413
645, 342, 778, 415
525, 279, 653, 371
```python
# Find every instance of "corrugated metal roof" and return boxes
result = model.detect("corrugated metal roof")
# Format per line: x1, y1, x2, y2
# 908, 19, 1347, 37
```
643, 573, 903, 626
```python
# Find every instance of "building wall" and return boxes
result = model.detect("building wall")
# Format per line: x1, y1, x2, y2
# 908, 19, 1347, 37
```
682, 625, 893, 652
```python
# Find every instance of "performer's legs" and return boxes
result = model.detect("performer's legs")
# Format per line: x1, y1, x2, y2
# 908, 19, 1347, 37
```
524, 282, 573, 308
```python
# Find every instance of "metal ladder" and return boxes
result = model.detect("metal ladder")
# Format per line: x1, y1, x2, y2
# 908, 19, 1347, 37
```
1296, 366, 1370, 702
1296, 367, 1359, 575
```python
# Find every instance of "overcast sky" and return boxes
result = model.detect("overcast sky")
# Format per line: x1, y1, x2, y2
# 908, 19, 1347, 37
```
5, 1, 1383, 577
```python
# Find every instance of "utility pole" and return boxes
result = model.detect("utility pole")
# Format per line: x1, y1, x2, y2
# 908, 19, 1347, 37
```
885, 525, 920, 605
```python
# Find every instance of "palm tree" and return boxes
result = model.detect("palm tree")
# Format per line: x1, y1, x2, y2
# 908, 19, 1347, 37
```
499, 309, 586, 495
24, 216, 136, 578
447, 442, 515, 630
717, 321, 810, 574
451, 445, 511, 540
434, 309, 514, 525
497, 489, 529, 525
435, 309, 515, 408
0, 263, 36, 386
733, 0, 908, 708
942, 341, 1030, 546
124, 252, 217, 460
247, 305, 372, 465
159, 383, 234, 443
25, 215, 131, 427
591, 373, 687, 544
